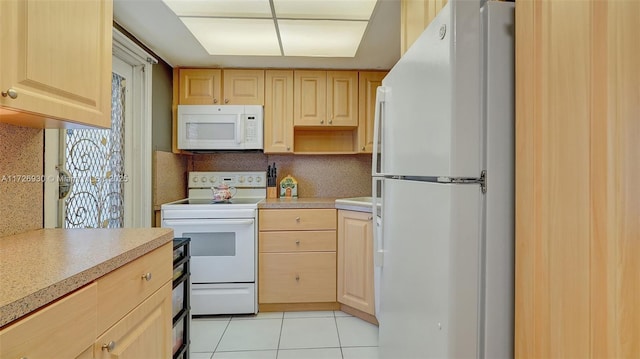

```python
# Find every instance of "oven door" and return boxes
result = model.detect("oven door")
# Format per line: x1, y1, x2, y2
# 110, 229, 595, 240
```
163, 218, 255, 283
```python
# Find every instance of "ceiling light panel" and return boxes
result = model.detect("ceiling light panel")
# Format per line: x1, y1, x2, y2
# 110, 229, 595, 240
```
180, 18, 281, 56
163, 0, 273, 18
273, 0, 378, 20
279, 20, 368, 57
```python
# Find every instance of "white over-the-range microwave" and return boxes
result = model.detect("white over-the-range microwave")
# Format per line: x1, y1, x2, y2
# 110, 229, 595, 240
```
177, 105, 264, 151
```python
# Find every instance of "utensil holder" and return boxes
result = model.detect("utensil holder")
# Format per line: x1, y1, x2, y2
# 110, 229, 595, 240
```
267, 186, 278, 199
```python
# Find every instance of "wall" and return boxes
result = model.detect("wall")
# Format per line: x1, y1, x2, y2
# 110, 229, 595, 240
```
151, 62, 174, 152
192, 153, 372, 198
0, 123, 43, 237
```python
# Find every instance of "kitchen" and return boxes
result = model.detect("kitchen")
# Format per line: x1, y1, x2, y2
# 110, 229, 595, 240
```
1, 1, 639, 359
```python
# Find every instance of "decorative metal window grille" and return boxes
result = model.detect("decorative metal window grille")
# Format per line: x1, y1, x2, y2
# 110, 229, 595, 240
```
64, 73, 126, 228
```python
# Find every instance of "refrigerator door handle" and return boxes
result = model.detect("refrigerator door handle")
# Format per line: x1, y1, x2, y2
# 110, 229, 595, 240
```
372, 86, 387, 177
372, 177, 384, 267
436, 170, 487, 193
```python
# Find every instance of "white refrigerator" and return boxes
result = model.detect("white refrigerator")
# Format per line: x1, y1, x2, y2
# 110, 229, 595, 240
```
372, 1, 514, 358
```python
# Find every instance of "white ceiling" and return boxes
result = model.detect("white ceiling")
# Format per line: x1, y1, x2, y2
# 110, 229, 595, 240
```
113, 0, 401, 70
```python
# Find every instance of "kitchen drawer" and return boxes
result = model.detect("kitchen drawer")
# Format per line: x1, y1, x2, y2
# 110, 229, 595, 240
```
0, 283, 97, 359
259, 252, 336, 303
259, 230, 336, 252
97, 242, 172, 334
259, 209, 336, 231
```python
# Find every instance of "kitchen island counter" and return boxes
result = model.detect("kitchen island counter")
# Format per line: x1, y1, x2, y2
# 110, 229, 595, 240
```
259, 197, 338, 209
0, 228, 173, 327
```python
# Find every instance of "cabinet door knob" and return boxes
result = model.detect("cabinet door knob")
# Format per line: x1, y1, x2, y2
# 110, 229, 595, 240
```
141, 272, 152, 281
1, 88, 18, 99
295, 216, 301, 222
295, 240, 300, 245
320, 120, 324, 124
362, 146, 366, 151
286, 146, 291, 151
295, 274, 300, 281
102, 341, 116, 352
213, 98, 218, 104
224, 98, 229, 104
329, 120, 333, 124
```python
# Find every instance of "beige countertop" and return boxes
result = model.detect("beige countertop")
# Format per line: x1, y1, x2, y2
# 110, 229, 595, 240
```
259, 197, 339, 209
0, 228, 173, 328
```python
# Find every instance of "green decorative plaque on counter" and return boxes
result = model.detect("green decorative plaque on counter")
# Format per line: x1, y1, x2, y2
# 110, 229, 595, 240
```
279, 175, 298, 198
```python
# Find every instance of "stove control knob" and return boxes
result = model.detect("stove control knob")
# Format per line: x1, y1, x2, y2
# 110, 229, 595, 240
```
201, 176, 207, 183
209, 177, 216, 183
211, 176, 217, 183
193, 177, 199, 183
256, 177, 262, 183
248, 177, 254, 183
238, 176, 245, 183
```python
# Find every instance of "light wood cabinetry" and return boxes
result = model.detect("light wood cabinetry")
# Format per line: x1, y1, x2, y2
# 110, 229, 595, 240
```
400, 0, 448, 55
95, 282, 172, 359
258, 209, 337, 307
294, 70, 358, 127
337, 210, 375, 316
0, 283, 98, 359
177, 68, 264, 105
516, 1, 640, 358
357, 71, 387, 153
0, 243, 173, 359
0, 0, 113, 129
264, 70, 294, 153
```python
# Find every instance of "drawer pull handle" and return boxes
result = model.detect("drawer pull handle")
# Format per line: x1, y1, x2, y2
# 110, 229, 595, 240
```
102, 341, 116, 352
368, 216, 373, 220
141, 272, 152, 281
295, 274, 300, 281
295, 240, 300, 245
295, 217, 301, 222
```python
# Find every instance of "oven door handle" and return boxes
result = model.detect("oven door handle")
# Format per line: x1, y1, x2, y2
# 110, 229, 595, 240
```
163, 219, 254, 226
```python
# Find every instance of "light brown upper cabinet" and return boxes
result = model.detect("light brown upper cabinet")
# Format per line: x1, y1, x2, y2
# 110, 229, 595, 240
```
294, 70, 358, 127
401, 0, 448, 55
358, 71, 387, 153
264, 70, 294, 153
178, 68, 264, 105
0, 0, 113, 129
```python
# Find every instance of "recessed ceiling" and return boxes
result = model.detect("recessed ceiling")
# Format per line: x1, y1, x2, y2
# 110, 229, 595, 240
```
113, 0, 400, 69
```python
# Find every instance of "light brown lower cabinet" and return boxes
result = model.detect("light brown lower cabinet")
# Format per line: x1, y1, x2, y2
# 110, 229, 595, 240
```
337, 210, 375, 316
258, 209, 337, 307
0, 243, 173, 359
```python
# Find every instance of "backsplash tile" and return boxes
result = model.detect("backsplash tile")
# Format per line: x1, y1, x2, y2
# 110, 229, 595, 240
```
192, 153, 372, 198
0, 123, 44, 237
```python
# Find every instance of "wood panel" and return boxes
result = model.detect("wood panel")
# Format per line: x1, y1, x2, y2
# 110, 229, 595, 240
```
259, 209, 336, 231
264, 70, 294, 153
222, 69, 264, 105
259, 252, 337, 303
0, 283, 97, 359
358, 71, 387, 153
294, 70, 326, 126
178, 68, 222, 105
327, 71, 358, 127
515, 0, 640, 357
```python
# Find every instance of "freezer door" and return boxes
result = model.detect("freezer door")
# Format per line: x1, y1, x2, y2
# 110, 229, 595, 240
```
379, 2, 482, 177
377, 178, 483, 359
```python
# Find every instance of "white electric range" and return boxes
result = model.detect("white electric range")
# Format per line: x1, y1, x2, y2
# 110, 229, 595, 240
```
161, 171, 266, 315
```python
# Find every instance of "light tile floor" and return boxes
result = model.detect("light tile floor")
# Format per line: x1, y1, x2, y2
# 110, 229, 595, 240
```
190, 311, 379, 359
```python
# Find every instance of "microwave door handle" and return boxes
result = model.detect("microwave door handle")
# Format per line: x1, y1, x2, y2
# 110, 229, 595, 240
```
236, 115, 243, 145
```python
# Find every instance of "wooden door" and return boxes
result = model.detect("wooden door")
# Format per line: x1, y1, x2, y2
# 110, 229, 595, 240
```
337, 210, 375, 315
294, 70, 326, 126
178, 68, 222, 104
95, 283, 172, 359
358, 71, 386, 153
222, 69, 265, 105
515, 1, 640, 357
264, 70, 293, 153
400, 0, 448, 55
327, 71, 358, 127
0, 0, 112, 128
